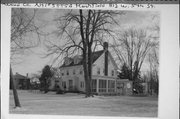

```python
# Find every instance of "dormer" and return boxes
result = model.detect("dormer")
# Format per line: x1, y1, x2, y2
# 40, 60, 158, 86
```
64, 57, 72, 66
73, 55, 82, 64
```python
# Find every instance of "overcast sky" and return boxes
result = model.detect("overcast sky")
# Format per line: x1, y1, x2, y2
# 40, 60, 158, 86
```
11, 8, 159, 76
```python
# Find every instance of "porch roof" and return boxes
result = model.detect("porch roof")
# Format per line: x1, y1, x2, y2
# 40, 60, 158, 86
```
92, 75, 117, 80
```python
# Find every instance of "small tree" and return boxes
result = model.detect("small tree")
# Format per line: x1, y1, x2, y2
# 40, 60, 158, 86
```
39, 65, 53, 93
119, 63, 143, 94
118, 63, 130, 79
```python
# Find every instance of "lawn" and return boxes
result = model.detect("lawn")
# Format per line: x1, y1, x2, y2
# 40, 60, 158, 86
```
9, 90, 158, 117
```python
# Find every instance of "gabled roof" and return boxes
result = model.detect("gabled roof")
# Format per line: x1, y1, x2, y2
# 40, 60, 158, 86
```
14, 73, 28, 80
60, 50, 104, 68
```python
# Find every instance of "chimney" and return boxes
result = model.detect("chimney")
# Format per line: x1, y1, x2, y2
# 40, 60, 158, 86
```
103, 42, 108, 76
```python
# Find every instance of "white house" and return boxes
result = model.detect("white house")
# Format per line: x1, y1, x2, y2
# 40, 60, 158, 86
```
58, 42, 118, 94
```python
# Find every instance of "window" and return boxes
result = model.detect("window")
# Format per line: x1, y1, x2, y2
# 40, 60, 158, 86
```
74, 58, 79, 64
80, 82, 82, 88
97, 68, 100, 75
108, 80, 115, 92
99, 79, 107, 92
67, 70, 69, 75
69, 80, 73, 87
119, 83, 124, 88
73, 69, 76, 75
64, 58, 72, 66
62, 81, 66, 89
112, 70, 114, 76
80, 81, 84, 88
61, 73, 64, 76
79, 69, 83, 74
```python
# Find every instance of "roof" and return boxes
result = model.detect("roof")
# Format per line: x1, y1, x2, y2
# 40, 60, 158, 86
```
14, 73, 29, 80
60, 50, 104, 68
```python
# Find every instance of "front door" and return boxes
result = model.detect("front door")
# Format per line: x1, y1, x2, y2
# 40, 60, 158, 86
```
69, 80, 73, 91
117, 83, 124, 95
74, 77, 79, 91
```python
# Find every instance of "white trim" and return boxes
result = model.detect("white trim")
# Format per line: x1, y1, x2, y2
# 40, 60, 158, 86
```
92, 75, 117, 80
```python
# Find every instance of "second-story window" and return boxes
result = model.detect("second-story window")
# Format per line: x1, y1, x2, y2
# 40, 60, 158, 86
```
112, 70, 114, 76
80, 69, 83, 74
74, 58, 79, 64
97, 68, 100, 75
67, 70, 69, 75
73, 69, 76, 75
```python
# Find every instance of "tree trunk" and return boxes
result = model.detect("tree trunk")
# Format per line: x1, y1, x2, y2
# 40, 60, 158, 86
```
82, 49, 90, 97
88, 45, 93, 97
44, 78, 48, 93
79, 9, 90, 97
10, 66, 21, 108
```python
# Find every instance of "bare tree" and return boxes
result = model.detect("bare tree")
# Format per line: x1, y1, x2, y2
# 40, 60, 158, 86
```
11, 8, 43, 64
10, 8, 42, 108
146, 14, 160, 95
113, 27, 158, 85
45, 9, 123, 97
148, 47, 159, 95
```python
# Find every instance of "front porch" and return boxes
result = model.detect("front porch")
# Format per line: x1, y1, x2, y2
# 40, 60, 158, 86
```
91, 75, 117, 95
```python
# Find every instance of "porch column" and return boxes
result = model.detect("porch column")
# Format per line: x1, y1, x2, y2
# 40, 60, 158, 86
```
106, 80, 108, 93
96, 79, 99, 93
115, 79, 117, 93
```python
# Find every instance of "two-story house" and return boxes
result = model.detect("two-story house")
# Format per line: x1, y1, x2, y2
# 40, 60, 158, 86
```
59, 42, 118, 95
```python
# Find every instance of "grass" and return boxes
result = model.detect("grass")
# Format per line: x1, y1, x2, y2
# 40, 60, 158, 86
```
9, 90, 158, 117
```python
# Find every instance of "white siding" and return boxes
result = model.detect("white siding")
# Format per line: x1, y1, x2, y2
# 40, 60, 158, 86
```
59, 65, 85, 92
59, 51, 118, 93
92, 52, 117, 77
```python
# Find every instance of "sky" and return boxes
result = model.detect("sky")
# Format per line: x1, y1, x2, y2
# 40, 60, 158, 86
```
11, 8, 159, 76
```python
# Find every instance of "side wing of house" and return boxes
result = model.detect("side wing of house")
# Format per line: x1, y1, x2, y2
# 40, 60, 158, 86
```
91, 51, 118, 94
92, 51, 118, 77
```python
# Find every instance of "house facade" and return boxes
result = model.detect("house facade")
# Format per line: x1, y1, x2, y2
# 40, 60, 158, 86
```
58, 42, 119, 95
11, 73, 30, 90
